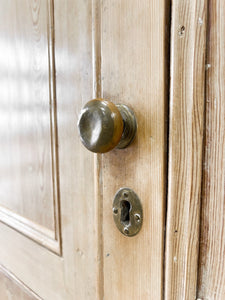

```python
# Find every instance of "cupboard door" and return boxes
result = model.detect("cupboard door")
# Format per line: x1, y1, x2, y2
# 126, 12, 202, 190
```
0, 0, 169, 298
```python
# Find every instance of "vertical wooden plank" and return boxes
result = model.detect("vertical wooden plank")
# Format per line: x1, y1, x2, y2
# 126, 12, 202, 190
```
197, 0, 225, 298
92, 0, 104, 298
0, 265, 41, 300
101, 0, 169, 299
54, 0, 99, 298
165, 1, 207, 299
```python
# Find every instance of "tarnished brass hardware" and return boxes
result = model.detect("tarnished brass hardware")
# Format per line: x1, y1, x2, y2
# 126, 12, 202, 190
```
77, 99, 137, 153
116, 104, 137, 149
113, 188, 143, 237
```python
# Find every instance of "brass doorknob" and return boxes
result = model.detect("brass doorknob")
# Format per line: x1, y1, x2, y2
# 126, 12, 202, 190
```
77, 99, 137, 153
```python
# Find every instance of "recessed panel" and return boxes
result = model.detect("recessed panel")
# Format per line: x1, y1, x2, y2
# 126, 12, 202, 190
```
0, 265, 40, 300
0, 0, 60, 252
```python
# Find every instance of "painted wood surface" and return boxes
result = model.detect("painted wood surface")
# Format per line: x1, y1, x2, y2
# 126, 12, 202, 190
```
197, 0, 225, 298
165, 0, 207, 299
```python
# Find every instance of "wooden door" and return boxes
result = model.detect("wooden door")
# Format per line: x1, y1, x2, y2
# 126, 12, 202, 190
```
0, 0, 97, 299
0, 0, 168, 299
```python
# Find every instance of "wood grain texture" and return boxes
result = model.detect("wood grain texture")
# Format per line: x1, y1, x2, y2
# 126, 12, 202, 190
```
92, 0, 104, 298
101, 0, 169, 298
0, 0, 61, 252
0, 0, 98, 299
0, 265, 41, 300
165, 0, 207, 299
54, 0, 100, 298
197, 0, 225, 298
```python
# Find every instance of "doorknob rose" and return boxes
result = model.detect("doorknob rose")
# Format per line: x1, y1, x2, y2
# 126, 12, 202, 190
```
77, 99, 137, 153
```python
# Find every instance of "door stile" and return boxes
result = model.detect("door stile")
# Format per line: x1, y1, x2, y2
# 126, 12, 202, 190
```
92, 0, 104, 299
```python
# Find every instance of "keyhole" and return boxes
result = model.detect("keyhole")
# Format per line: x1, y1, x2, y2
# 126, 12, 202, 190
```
120, 200, 131, 225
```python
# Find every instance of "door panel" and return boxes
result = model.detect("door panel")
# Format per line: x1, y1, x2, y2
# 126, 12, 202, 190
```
0, 265, 40, 300
0, 0, 60, 253
0, 0, 98, 299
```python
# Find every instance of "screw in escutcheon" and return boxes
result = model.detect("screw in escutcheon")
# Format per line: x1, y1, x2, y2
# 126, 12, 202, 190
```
124, 227, 129, 235
113, 207, 118, 214
134, 213, 141, 222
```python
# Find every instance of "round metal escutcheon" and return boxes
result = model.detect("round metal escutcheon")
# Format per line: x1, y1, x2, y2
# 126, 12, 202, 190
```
112, 187, 143, 237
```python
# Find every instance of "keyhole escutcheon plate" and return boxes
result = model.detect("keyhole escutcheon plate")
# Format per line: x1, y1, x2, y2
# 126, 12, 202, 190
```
113, 188, 143, 237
